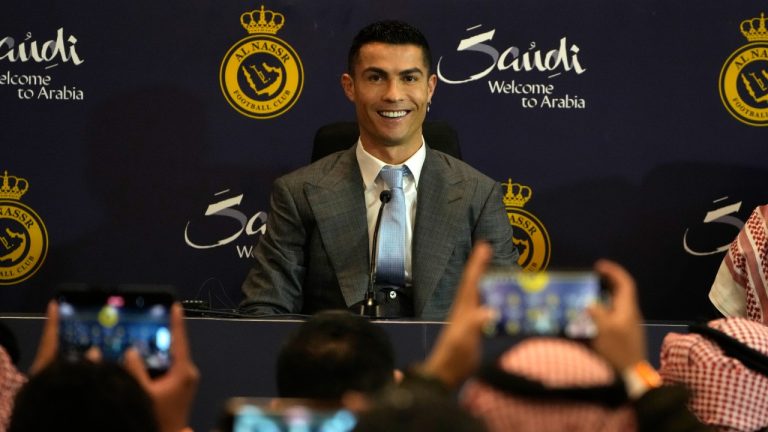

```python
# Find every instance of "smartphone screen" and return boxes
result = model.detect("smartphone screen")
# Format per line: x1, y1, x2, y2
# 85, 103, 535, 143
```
479, 270, 602, 339
57, 288, 173, 376
222, 398, 356, 432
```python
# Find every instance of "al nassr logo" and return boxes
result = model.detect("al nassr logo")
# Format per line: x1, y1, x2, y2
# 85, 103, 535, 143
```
0, 170, 48, 285
220, 5, 304, 119
502, 179, 551, 272
719, 12, 768, 127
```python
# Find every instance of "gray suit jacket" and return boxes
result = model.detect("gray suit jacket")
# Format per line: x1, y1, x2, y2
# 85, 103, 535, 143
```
240, 145, 518, 320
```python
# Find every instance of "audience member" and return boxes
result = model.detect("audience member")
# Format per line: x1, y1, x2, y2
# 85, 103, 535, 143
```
10, 301, 198, 432
709, 204, 768, 324
0, 322, 20, 368
660, 317, 768, 431
680, 204, 768, 430
9, 359, 158, 432
408, 242, 709, 432
0, 321, 25, 431
462, 337, 636, 431
276, 310, 396, 409
0, 345, 25, 432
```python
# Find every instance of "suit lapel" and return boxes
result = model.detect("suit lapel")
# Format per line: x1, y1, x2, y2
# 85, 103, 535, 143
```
304, 149, 370, 306
412, 149, 466, 315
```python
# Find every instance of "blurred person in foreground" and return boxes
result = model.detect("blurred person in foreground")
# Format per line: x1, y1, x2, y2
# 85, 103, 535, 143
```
393, 242, 710, 432
709, 204, 768, 324
660, 316, 768, 432
8, 302, 199, 432
663, 204, 768, 432
676, 204, 768, 431
10, 360, 157, 432
0, 322, 25, 432
276, 310, 396, 411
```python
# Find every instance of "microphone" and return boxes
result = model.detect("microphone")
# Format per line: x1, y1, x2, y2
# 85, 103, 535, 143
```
352, 190, 391, 317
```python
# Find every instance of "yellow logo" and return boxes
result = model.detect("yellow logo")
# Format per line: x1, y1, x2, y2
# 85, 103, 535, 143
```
220, 5, 304, 119
0, 170, 49, 285
502, 179, 551, 271
719, 12, 768, 127
98, 305, 119, 328
517, 272, 550, 293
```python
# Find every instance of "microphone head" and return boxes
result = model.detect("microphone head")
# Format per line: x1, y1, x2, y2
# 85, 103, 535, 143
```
380, 190, 392, 203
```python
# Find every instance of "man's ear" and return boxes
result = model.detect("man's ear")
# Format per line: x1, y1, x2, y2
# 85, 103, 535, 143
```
427, 73, 437, 101
341, 73, 355, 102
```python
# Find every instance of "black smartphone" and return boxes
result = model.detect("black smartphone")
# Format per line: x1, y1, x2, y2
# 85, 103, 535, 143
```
219, 397, 357, 432
479, 269, 605, 339
56, 285, 174, 376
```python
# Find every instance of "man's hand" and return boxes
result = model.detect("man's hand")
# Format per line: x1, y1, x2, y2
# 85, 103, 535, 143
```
123, 303, 199, 432
421, 242, 494, 389
29, 301, 59, 376
588, 259, 647, 370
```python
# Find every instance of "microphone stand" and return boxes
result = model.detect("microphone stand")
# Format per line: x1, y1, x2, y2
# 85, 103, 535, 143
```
354, 190, 391, 318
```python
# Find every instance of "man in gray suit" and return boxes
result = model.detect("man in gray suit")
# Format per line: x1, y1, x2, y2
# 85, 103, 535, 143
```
240, 20, 518, 320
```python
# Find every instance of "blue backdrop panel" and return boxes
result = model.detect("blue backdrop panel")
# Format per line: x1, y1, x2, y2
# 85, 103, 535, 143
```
1, 1, 766, 320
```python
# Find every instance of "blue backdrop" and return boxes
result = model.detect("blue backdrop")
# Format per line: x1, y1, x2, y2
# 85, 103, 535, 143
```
2, 1, 767, 320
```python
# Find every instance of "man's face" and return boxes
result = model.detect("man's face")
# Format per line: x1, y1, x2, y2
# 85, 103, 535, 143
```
342, 43, 436, 154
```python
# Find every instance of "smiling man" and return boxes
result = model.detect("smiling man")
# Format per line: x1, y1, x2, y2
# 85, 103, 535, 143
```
240, 20, 518, 320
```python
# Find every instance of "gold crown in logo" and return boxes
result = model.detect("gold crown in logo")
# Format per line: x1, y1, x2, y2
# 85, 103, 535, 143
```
502, 179, 532, 208
240, 5, 285, 35
741, 12, 768, 42
0, 170, 29, 200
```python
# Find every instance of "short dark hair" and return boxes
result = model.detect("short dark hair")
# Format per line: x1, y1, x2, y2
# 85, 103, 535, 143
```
9, 360, 158, 432
276, 310, 396, 400
347, 20, 432, 74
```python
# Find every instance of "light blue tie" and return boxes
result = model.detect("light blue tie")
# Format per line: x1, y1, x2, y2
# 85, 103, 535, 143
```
376, 166, 406, 287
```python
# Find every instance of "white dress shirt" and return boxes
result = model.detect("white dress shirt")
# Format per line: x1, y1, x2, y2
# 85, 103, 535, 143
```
355, 139, 426, 285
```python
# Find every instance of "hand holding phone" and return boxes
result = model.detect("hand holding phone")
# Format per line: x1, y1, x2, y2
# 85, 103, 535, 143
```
220, 398, 357, 432
588, 259, 647, 371
56, 286, 174, 376
30, 293, 198, 432
479, 269, 605, 339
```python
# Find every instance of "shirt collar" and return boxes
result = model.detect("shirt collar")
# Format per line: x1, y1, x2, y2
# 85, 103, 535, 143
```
356, 137, 426, 189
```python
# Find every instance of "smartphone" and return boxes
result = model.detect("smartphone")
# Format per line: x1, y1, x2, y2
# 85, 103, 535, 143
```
56, 285, 174, 376
479, 269, 604, 339
219, 398, 357, 432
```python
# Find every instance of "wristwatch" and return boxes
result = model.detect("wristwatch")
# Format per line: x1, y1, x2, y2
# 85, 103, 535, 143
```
622, 360, 663, 399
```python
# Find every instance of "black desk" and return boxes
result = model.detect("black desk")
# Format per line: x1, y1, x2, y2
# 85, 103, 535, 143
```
0, 316, 688, 431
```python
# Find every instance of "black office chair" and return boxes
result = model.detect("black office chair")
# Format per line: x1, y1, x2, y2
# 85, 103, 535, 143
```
311, 120, 462, 162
